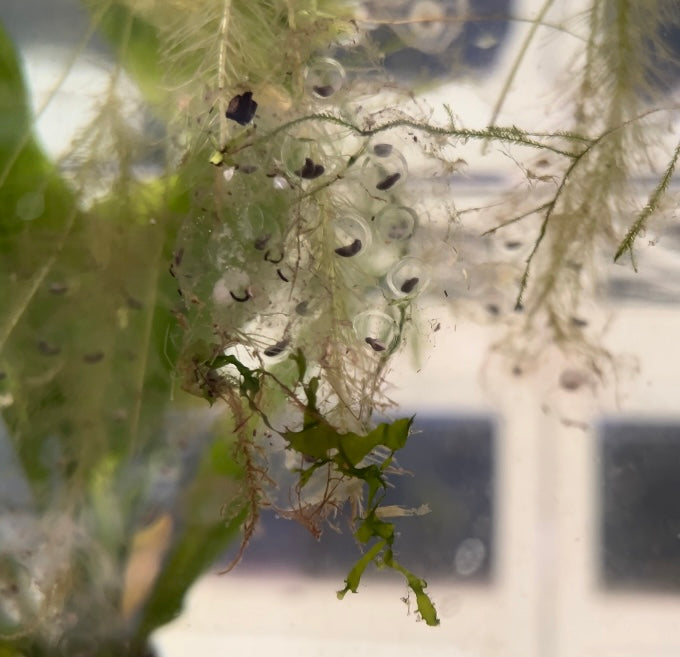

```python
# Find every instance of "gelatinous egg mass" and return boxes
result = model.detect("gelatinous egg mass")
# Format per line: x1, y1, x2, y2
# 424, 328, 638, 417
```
353, 310, 399, 353
374, 205, 417, 242
304, 58, 346, 100
362, 143, 408, 193
335, 238, 362, 257
332, 214, 372, 258
386, 257, 429, 298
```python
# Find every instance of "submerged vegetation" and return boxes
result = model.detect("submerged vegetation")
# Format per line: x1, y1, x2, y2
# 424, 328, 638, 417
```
1, 0, 679, 652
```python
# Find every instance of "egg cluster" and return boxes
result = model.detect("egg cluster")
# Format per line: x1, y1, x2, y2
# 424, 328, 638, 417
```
174, 55, 442, 423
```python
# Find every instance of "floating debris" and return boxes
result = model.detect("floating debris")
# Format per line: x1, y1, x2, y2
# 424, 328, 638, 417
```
334, 239, 362, 257
48, 282, 68, 295
226, 91, 257, 125
570, 316, 588, 328
264, 249, 284, 264
276, 268, 289, 282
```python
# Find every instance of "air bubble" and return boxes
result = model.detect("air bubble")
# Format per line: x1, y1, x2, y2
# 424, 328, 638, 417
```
374, 205, 417, 243
454, 538, 486, 577
385, 257, 429, 298
272, 175, 288, 190
353, 310, 399, 352
333, 214, 372, 258
304, 58, 346, 100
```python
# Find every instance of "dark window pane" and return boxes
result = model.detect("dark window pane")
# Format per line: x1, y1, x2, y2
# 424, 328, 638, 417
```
235, 416, 495, 582
600, 421, 680, 591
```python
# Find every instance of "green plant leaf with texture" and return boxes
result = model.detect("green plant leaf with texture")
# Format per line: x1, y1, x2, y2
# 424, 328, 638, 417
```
0, 19, 245, 655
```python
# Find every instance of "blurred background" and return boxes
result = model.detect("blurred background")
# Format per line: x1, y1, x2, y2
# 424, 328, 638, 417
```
1, 1, 680, 656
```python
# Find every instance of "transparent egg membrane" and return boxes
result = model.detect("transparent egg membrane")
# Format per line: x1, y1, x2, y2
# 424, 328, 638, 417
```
356, 0, 513, 81
174, 61, 450, 371
171, 39, 529, 435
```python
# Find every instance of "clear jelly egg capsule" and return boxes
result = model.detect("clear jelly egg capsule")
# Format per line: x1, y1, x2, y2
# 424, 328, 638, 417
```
241, 205, 281, 251
385, 257, 429, 298
281, 129, 330, 180
393, 0, 466, 55
363, 143, 408, 192
304, 57, 346, 100
333, 214, 371, 258
374, 205, 417, 243
353, 310, 399, 353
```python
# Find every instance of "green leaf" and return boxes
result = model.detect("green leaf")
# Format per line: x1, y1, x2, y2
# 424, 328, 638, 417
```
284, 419, 340, 461
289, 348, 307, 384
131, 429, 246, 646
218, 354, 261, 397
383, 550, 440, 627
92, 2, 167, 108
336, 540, 385, 599
356, 510, 394, 544
337, 416, 413, 465
285, 416, 413, 466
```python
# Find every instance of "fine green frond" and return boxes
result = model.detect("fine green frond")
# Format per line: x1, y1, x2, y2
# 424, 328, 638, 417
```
614, 137, 680, 262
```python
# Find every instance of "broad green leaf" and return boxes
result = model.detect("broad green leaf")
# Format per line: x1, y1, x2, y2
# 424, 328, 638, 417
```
336, 540, 385, 599
337, 417, 413, 465
383, 550, 440, 627
355, 510, 394, 544
285, 416, 413, 466
88, 2, 167, 108
284, 420, 341, 461
131, 429, 246, 646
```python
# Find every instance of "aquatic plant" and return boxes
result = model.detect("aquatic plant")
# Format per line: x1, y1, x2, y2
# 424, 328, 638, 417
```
1, 0, 678, 652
